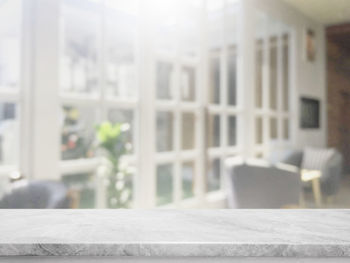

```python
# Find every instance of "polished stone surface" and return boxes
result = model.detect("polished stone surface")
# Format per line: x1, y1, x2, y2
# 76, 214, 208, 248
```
1, 210, 350, 257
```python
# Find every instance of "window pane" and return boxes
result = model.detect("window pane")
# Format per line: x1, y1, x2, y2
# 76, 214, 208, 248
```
156, 61, 174, 100
226, 0, 239, 104
283, 118, 289, 140
207, 114, 220, 148
207, 158, 220, 192
270, 117, 277, 139
156, 164, 173, 206
108, 109, 134, 153
182, 161, 195, 199
207, 0, 223, 105
61, 172, 95, 208
181, 66, 196, 102
255, 40, 263, 108
178, 0, 201, 58
208, 53, 220, 104
255, 152, 263, 159
61, 106, 97, 160
283, 34, 289, 111
207, 0, 224, 50
228, 50, 237, 106
105, 0, 138, 15
156, 111, 174, 152
226, 0, 239, 61
105, 5, 138, 99
269, 37, 277, 110
255, 117, 263, 144
0, 103, 18, 165
153, 0, 177, 53
207, 0, 224, 14
228, 115, 237, 146
61, 2, 99, 95
0, 0, 21, 90
182, 112, 195, 150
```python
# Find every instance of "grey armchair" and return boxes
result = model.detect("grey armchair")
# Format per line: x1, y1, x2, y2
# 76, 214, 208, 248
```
226, 158, 301, 208
0, 180, 72, 208
280, 149, 343, 196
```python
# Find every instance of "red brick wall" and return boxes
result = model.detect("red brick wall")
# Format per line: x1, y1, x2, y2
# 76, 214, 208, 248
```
327, 33, 350, 170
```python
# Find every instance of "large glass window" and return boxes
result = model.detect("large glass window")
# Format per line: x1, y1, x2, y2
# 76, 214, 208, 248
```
0, 0, 21, 200
0, 0, 21, 169
0, 0, 21, 91
61, 0, 99, 96
153, 0, 203, 206
253, 13, 292, 157
105, 2, 138, 99
60, 0, 139, 208
0, 0, 298, 209
205, 0, 240, 194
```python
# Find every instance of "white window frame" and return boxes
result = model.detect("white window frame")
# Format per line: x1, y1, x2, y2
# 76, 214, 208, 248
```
252, 15, 293, 158
58, 0, 140, 208
15, 0, 298, 209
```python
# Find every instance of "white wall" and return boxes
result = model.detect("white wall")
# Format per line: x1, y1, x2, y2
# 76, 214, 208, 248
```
252, 0, 327, 149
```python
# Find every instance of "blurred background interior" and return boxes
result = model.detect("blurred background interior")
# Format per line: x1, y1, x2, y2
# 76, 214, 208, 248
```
0, 0, 350, 209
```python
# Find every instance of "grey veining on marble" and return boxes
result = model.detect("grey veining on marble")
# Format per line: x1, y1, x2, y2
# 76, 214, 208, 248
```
1, 210, 350, 257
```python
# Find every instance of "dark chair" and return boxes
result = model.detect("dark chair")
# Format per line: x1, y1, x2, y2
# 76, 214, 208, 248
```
0, 180, 72, 208
225, 158, 301, 208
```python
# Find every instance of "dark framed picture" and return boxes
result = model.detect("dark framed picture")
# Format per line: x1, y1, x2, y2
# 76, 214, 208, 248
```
300, 97, 320, 129
304, 28, 316, 62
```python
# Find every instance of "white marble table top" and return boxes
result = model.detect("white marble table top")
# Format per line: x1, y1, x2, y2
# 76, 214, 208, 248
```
1, 209, 350, 257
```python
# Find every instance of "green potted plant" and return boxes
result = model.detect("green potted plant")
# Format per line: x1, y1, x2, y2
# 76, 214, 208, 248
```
96, 121, 132, 208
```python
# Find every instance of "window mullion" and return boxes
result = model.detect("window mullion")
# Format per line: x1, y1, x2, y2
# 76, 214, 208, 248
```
136, 0, 156, 208
262, 23, 270, 158
277, 32, 284, 144
220, 0, 229, 191
23, 0, 60, 180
